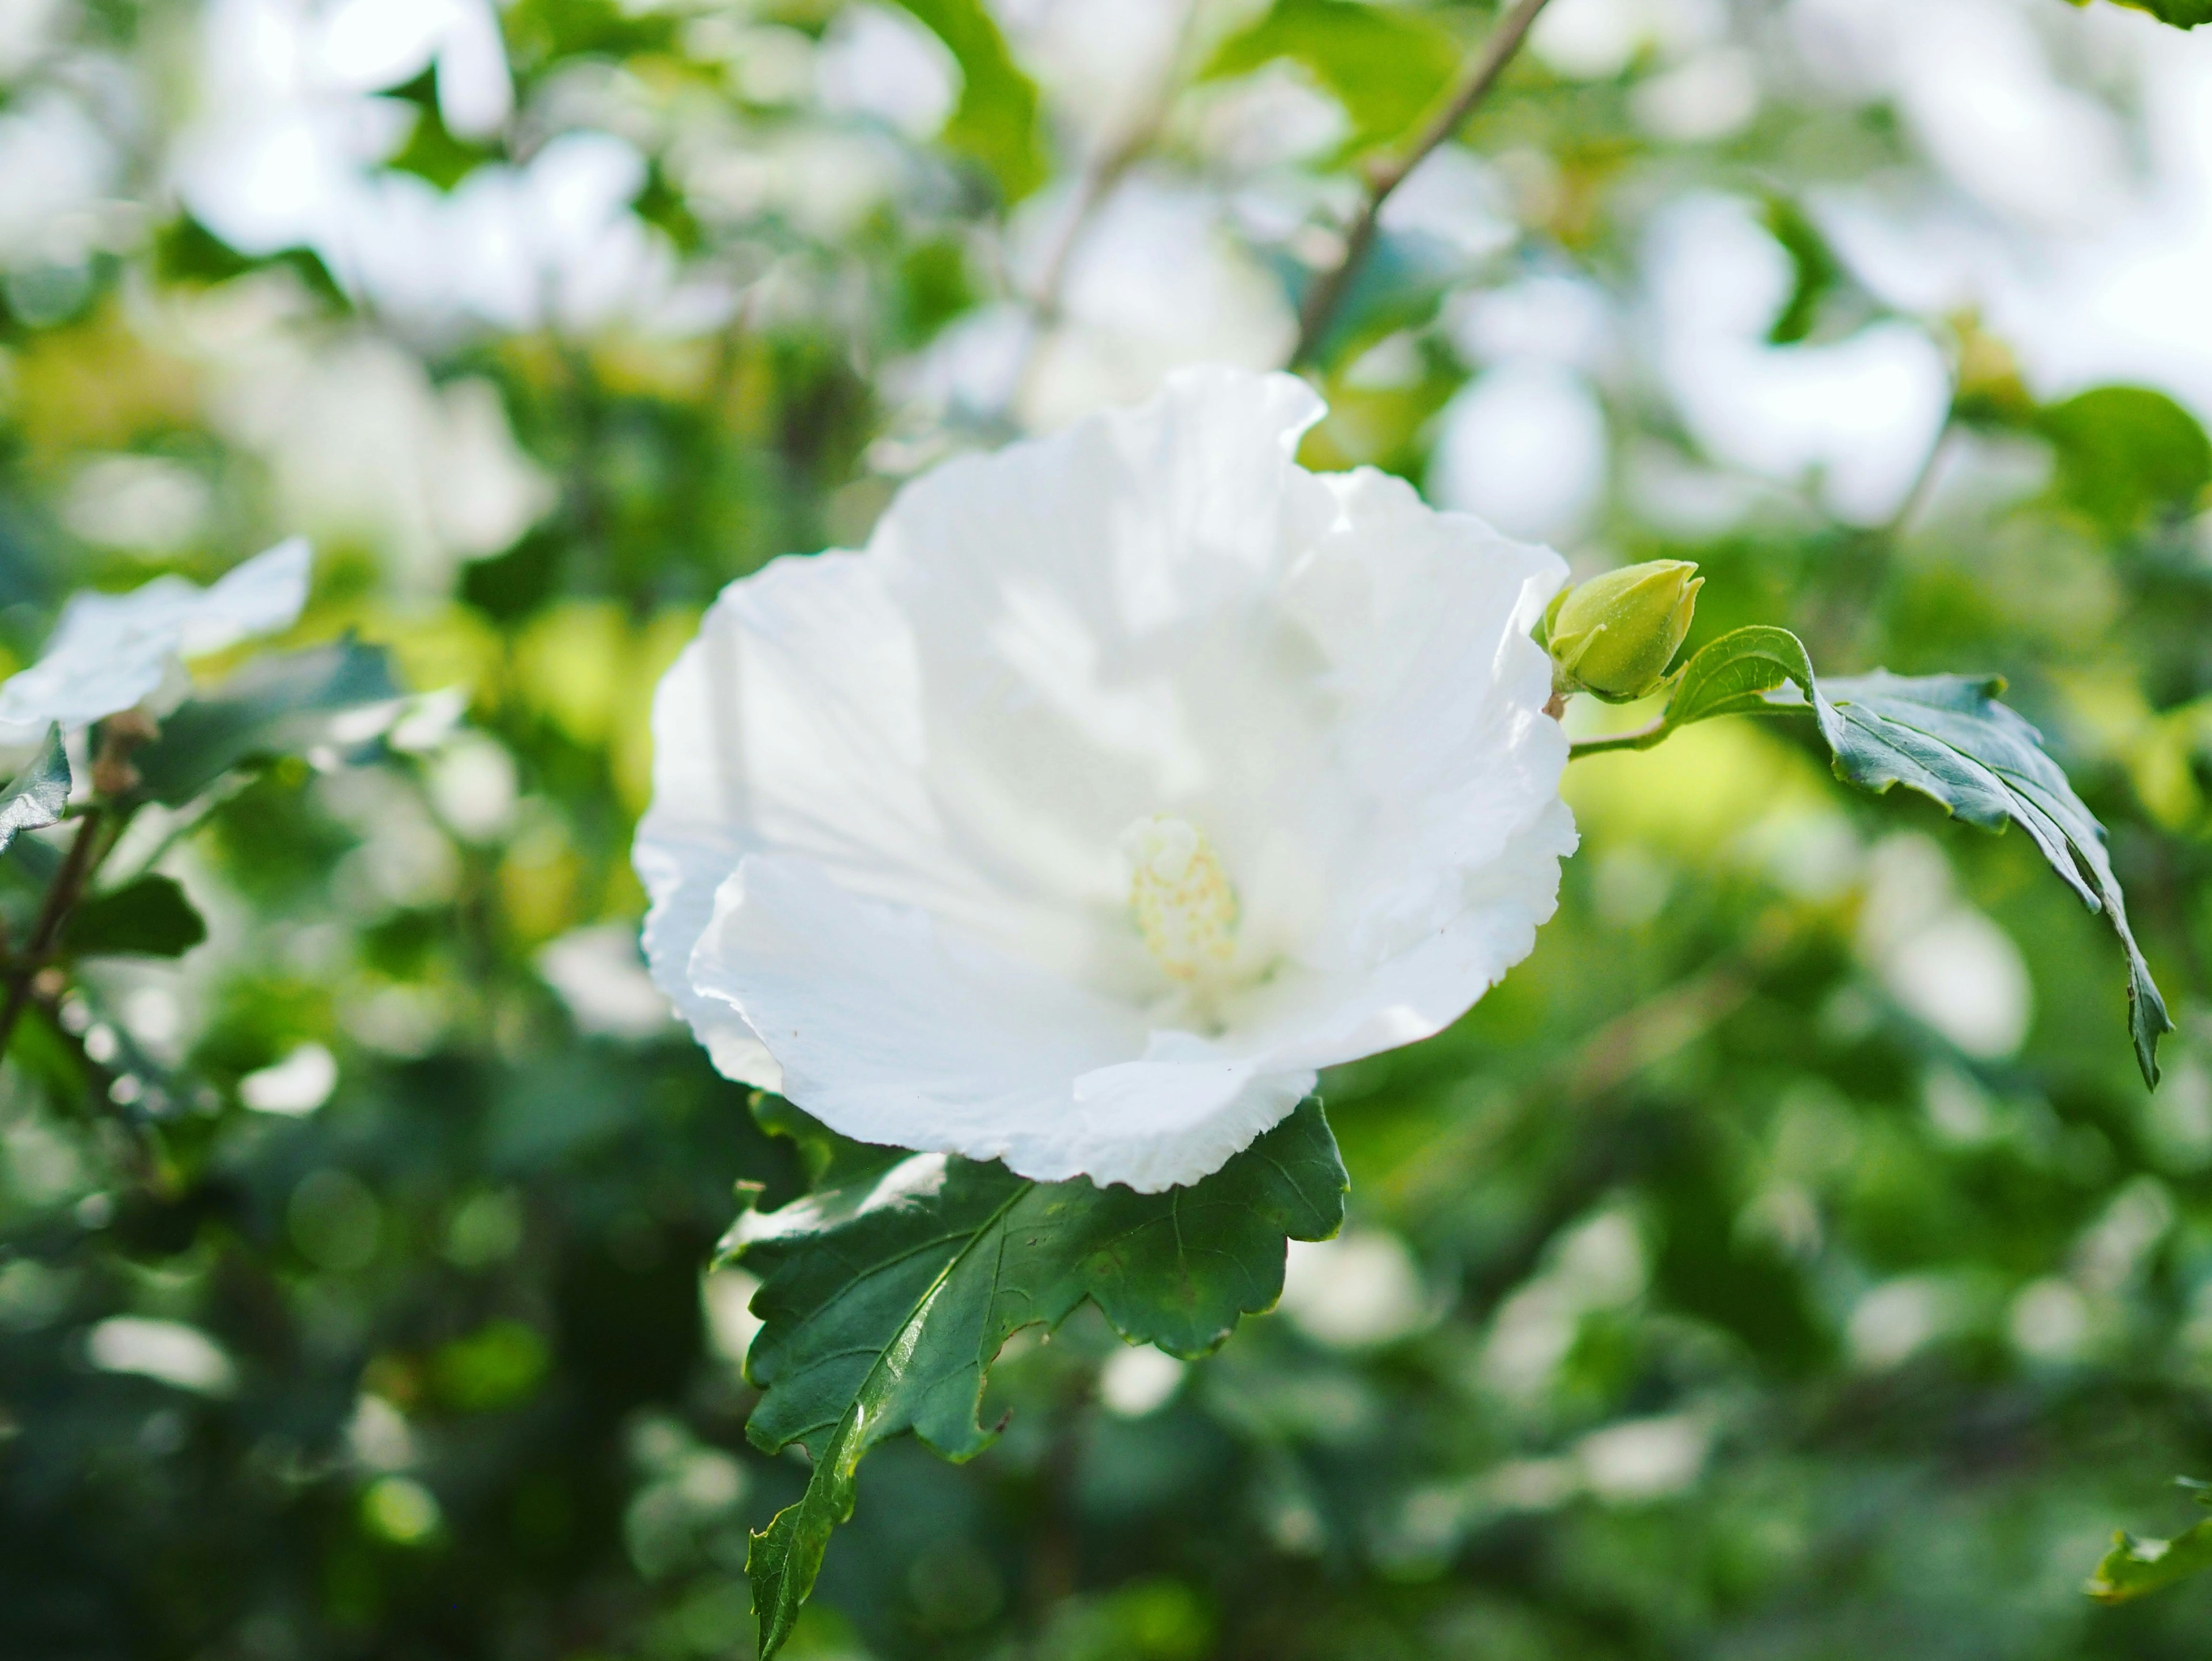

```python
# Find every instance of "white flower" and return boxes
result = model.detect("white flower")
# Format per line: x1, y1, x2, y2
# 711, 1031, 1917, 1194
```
0, 537, 310, 740
635, 369, 1574, 1192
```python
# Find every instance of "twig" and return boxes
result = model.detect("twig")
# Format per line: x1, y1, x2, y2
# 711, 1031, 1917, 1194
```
1288, 0, 1556, 368
0, 810, 104, 1059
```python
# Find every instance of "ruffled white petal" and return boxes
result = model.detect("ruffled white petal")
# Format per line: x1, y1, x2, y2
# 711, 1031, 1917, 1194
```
635, 367, 1574, 1190
0, 537, 310, 737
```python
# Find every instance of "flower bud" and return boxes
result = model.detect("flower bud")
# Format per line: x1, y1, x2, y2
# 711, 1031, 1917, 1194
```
1544, 560, 1703, 702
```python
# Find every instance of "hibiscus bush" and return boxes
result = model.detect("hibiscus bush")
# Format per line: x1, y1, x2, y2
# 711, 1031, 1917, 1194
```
8, 1, 2212, 1659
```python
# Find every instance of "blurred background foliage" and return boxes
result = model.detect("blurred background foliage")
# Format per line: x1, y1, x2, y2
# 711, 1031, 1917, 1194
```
6, 0, 2212, 1657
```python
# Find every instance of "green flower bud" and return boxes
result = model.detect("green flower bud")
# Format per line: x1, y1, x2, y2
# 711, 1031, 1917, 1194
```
1544, 560, 1703, 703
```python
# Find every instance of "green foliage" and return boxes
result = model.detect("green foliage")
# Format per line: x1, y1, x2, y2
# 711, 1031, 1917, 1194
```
1205, 0, 1463, 154
0, 724, 67, 853
1581, 626, 2171, 1084
891, 0, 1048, 202
731, 1098, 1347, 1658
133, 639, 402, 806
9, 5, 2212, 1660
64, 874, 206, 958
2036, 386, 2212, 534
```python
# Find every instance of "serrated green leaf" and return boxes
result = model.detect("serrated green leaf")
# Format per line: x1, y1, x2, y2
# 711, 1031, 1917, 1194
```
2087, 1516, 2212, 1602
891, 0, 1048, 202
1806, 671, 2171, 1084
0, 725, 69, 855
1583, 628, 2169, 1084
134, 638, 402, 806
65, 874, 207, 958
2035, 385, 2211, 534
728, 1098, 1346, 1659
1204, 0, 1463, 155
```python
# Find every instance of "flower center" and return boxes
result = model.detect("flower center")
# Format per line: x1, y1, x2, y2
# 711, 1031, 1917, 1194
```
1120, 816, 1238, 984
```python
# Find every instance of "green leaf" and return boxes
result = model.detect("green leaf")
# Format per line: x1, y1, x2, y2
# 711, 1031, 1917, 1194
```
890, 0, 1048, 202
2088, 1517, 2212, 1602
1761, 196, 1844, 347
2035, 385, 2211, 533
1668, 625, 1838, 734
2105, 0, 2212, 27
1804, 670, 2172, 1084
65, 874, 207, 958
133, 638, 403, 806
1578, 627, 2171, 1084
0, 725, 69, 855
728, 1098, 1347, 1659
1204, 0, 1463, 155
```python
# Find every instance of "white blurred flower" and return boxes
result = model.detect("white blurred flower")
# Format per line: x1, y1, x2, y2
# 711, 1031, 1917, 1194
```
88, 1317, 238, 1395
1428, 361, 1609, 545
1857, 833, 2032, 1060
0, 538, 309, 741
317, 0, 512, 141
1647, 194, 1950, 525
1013, 175, 1297, 430
176, 0, 722, 341
636, 368, 1574, 1191
537, 925, 676, 1039
1279, 1230, 1431, 1348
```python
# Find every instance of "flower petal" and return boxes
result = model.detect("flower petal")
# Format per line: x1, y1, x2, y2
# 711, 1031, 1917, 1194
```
0, 537, 311, 735
691, 854, 1219, 1186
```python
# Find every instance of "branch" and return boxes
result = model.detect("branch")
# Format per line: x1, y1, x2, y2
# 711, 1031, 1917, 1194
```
0, 810, 105, 1057
1289, 0, 1555, 368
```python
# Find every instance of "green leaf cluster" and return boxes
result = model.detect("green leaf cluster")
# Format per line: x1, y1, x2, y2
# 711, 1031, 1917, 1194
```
729, 1098, 1347, 1658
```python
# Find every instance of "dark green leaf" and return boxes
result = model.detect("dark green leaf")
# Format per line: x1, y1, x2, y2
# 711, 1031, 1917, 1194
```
0, 724, 69, 855
891, 0, 1048, 202
65, 874, 207, 958
134, 638, 403, 806
1204, 0, 1462, 155
2087, 1516, 2212, 1602
2036, 385, 2211, 533
1774, 669, 2172, 1085
1583, 627, 2171, 1084
728, 1098, 1347, 1659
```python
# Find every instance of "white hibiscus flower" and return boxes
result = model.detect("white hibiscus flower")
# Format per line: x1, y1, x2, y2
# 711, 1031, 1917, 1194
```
0, 538, 311, 742
635, 369, 1574, 1192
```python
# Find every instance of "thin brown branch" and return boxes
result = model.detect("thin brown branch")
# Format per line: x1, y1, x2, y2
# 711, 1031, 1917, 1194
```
0, 809, 104, 1059
1289, 0, 1555, 368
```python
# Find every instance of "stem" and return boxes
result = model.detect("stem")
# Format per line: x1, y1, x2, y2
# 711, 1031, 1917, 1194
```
1567, 716, 1671, 759
1289, 0, 1555, 369
0, 809, 104, 1058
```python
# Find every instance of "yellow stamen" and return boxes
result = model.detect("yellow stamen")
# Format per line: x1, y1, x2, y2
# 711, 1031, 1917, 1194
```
1121, 816, 1238, 983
